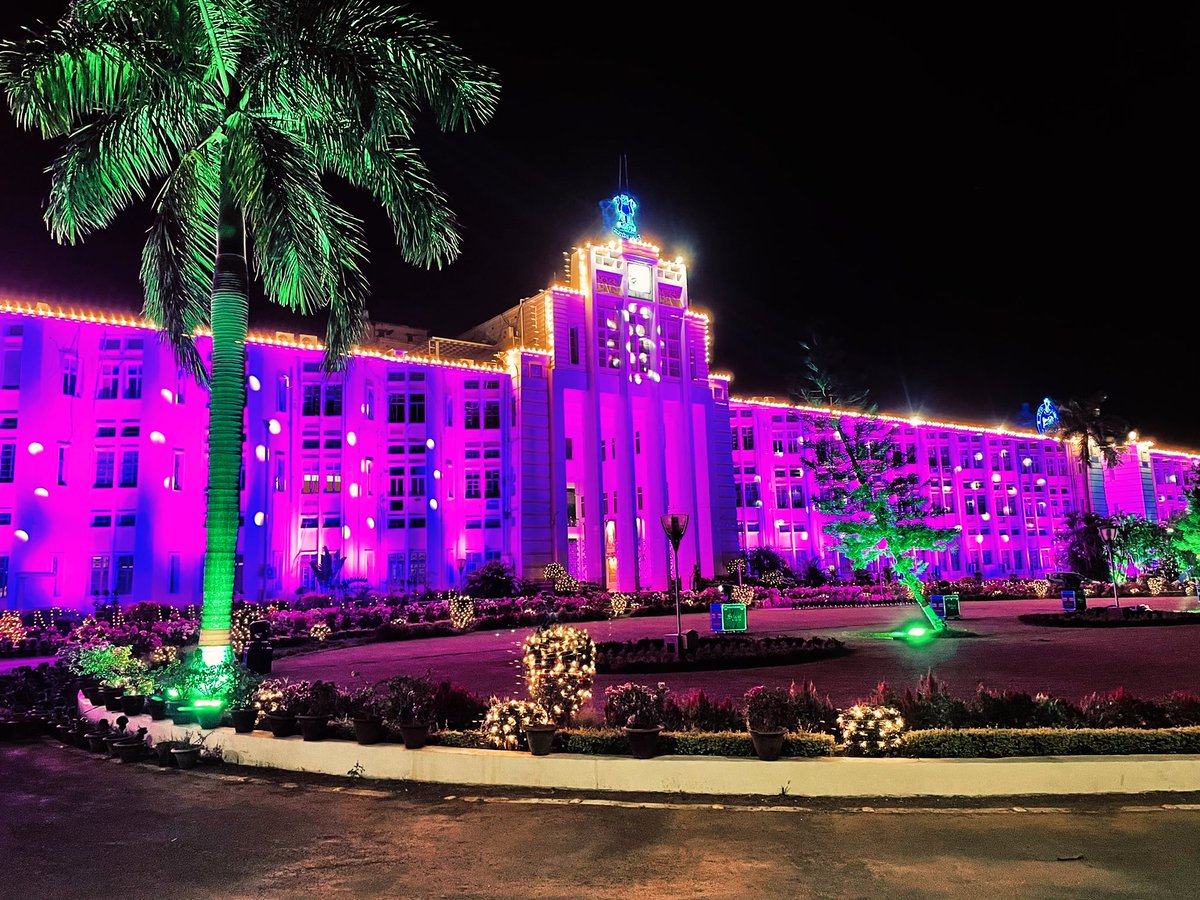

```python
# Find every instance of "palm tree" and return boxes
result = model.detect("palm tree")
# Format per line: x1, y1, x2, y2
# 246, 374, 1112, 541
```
2, 0, 498, 663
1053, 393, 1127, 515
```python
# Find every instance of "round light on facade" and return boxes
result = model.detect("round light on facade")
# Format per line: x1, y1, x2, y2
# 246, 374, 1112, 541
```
975, 535, 985, 544
349, 483, 359, 498
255, 444, 267, 461
1008, 487, 1017, 495
426, 438, 435, 449
150, 431, 166, 444
433, 469, 441, 480
1002, 534, 1010, 543
971, 480, 981, 489
342, 525, 351, 539
974, 452, 983, 461
160, 388, 174, 403
27, 442, 44, 455
268, 419, 282, 435
799, 530, 809, 540
429, 499, 439, 510
248, 375, 261, 392
162, 477, 171, 488
1036, 478, 1047, 486
254, 512, 265, 526
1023, 457, 1032, 467
981, 512, 991, 521
34, 487, 49, 498
347, 432, 357, 446
14, 529, 29, 542
991, 473, 1002, 483
954, 465, 962, 473
366, 516, 376, 529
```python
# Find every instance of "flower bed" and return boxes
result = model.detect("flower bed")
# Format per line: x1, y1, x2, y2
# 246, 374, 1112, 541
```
1019, 610, 1200, 628
896, 727, 1200, 757
595, 635, 849, 674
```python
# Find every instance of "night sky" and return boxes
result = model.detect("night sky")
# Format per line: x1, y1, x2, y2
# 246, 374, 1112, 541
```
2, 4, 1197, 444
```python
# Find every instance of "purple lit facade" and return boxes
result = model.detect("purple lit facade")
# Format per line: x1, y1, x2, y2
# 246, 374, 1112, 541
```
0, 236, 1195, 609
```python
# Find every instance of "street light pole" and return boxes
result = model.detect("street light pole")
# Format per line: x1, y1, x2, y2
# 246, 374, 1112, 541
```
660, 513, 689, 651
1099, 522, 1119, 608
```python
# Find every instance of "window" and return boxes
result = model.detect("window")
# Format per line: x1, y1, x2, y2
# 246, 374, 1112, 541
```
464, 400, 480, 429
637, 487, 644, 510
324, 464, 341, 493
484, 469, 500, 498
565, 438, 573, 460
567, 486, 578, 526
364, 383, 375, 420
94, 450, 115, 487
277, 374, 289, 412
91, 513, 113, 527
301, 516, 318, 529
0, 441, 12, 481
388, 393, 405, 423
168, 554, 181, 594
98, 362, 119, 399
569, 327, 580, 365
665, 325, 682, 378
597, 302, 621, 370
465, 471, 481, 499
483, 400, 500, 429
409, 466, 426, 498
119, 450, 138, 487
635, 432, 642, 454
302, 384, 321, 416
62, 355, 79, 396
171, 450, 184, 491
324, 383, 342, 416
90, 555, 110, 595
409, 393, 426, 424
57, 446, 68, 486
0, 556, 9, 598
302, 470, 319, 494
123, 363, 142, 399
234, 554, 244, 595
742, 428, 755, 451
388, 467, 405, 497
274, 454, 287, 492
114, 555, 134, 595
116, 512, 135, 527
1, 347, 20, 390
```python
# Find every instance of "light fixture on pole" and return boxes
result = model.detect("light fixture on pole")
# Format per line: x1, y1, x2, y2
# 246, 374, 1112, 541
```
660, 513, 689, 650
1098, 522, 1119, 608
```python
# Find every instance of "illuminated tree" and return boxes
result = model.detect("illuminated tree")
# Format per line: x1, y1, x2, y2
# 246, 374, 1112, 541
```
1171, 476, 1200, 583
797, 341, 956, 633
1111, 513, 1178, 579
1, 1, 498, 662
1053, 394, 1128, 514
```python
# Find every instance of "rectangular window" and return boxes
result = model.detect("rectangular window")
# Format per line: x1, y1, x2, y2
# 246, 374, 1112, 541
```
114, 555, 134, 595
484, 469, 500, 498
1, 348, 20, 390
302, 384, 321, 416
0, 441, 13, 481
483, 400, 500, 429
465, 400, 480, 429
90, 513, 112, 527
637, 486, 644, 510
119, 450, 138, 487
325, 464, 341, 493
94, 450, 115, 487
742, 428, 755, 451
635, 432, 642, 454
274, 454, 287, 492
302, 470, 319, 494
123, 363, 142, 399
277, 374, 289, 412
168, 554, 181, 594
116, 512, 135, 527
0, 555, 7, 599
172, 450, 184, 491
364, 383, 375, 420
62, 355, 79, 396
388, 393, 406, 423
90, 555, 110, 595
389, 467, 405, 497
567, 486, 578, 526
465, 471, 481, 499
324, 383, 343, 417
565, 437, 573, 460
569, 327, 580, 365
234, 554, 244, 595
409, 466, 426, 498
97, 362, 119, 399
57, 446, 68, 486
409, 393, 426, 424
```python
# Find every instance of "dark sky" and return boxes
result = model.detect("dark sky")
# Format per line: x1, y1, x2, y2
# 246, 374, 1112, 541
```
2, 4, 1198, 445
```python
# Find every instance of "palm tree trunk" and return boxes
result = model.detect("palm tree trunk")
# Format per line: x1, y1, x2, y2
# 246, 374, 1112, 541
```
1077, 442, 1093, 516
197, 167, 248, 665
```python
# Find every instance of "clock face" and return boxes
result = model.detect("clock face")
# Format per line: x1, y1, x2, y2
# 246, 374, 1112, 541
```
627, 262, 652, 299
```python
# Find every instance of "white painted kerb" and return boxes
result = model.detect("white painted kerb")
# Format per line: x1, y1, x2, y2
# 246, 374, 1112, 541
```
80, 697, 1200, 797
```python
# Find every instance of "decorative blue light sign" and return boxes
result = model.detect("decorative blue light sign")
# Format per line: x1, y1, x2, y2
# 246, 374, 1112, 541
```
601, 192, 640, 240
1035, 397, 1060, 434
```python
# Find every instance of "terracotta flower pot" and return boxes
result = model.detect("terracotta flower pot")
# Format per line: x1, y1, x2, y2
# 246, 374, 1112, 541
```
624, 725, 664, 759
750, 728, 787, 761
353, 717, 385, 745
263, 714, 297, 738
399, 723, 430, 749
172, 747, 202, 770
524, 724, 557, 756
296, 715, 328, 742
230, 707, 258, 734
120, 695, 146, 717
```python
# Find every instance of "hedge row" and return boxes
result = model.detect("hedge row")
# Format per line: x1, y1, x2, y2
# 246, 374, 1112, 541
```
1019, 611, 1200, 628
436, 728, 836, 757
896, 727, 1200, 757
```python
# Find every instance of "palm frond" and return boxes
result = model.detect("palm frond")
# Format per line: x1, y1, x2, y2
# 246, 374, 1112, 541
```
140, 144, 220, 383
225, 111, 335, 314
322, 202, 370, 370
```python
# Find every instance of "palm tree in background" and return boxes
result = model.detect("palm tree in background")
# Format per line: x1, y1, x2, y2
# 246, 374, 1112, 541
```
1053, 393, 1128, 515
1, 0, 498, 662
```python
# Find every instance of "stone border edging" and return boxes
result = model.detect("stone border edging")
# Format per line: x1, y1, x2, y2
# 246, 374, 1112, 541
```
79, 696, 1200, 798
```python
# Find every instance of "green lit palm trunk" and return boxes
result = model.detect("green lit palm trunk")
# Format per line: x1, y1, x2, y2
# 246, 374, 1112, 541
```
197, 179, 248, 665
894, 555, 945, 633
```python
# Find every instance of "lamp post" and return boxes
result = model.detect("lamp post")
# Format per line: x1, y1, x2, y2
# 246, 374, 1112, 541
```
660, 513, 689, 648
1098, 522, 1119, 608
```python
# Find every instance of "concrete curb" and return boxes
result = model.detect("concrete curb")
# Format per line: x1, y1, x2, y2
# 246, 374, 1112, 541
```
80, 697, 1200, 797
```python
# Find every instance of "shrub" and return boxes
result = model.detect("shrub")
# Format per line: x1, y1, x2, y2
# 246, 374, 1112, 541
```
1079, 688, 1170, 729
465, 561, 522, 598
1164, 692, 1200, 727
970, 686, 1078, 729
382, 673, 437, 725
252, 678, 311, 717
898, 672, 972, 730
558, 728, 835, 758
595, 634, 848, 674
663, 689, 742, 732
292, 680, 340, 717
480, 697, 550, 750
837, 704, 907, 756
897, 727, 1200, 758
744, 686, 792, 732
789, 679, 839, 734
604, 682, 668, 729
428, 679, 488, 730
522, 625, 596, 725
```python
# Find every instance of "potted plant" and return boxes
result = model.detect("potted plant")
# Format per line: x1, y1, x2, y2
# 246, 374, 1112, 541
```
84, 718, 110, 753
294, 680, 340, 741
170, 731, 206, 770
114, 727, 148, 763
227, 666, 263, 734
604, 682, 668, 759
193, 699, 225, 730
522, 703, 557, 756
102, 715, 133, 755
341, 679, 386, 745
744, 686, 794, 761
119, 672, 153, 717
383, 674, 436, 749
101, 683, 125, 712
254, 678, 305, 737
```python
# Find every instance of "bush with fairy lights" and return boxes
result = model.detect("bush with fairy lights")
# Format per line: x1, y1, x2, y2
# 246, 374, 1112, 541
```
543, 562, 579, 594
449, 595, 476, 630
522, 624, 596, 725
480, 697, 552, 750
837, 704, 907, 756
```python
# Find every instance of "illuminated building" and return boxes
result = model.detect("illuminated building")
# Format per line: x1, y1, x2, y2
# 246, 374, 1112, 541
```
0, 205, 1195, 608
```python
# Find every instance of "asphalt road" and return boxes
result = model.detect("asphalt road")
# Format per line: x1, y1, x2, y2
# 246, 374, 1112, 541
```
4, 741, 1200, 899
